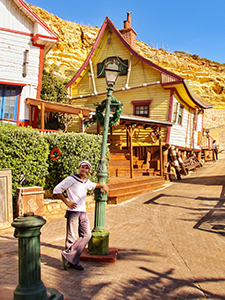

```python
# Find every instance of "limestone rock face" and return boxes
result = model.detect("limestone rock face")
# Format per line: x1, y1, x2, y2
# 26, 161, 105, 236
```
30, 5, 225, 110
29, 5, 99, 78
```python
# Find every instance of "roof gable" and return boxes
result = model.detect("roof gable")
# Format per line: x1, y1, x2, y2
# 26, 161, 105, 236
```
66, 17, 182, 89
1, 0, 58, 53
66, 16, 213, 109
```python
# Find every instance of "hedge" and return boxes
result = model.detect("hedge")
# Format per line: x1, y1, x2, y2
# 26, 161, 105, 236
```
44, 132, 109, 190
0, 123, 49, 196
0, 123, 109, 196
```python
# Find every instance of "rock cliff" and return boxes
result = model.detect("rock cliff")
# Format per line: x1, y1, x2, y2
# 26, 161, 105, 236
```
30, 5, 225, 112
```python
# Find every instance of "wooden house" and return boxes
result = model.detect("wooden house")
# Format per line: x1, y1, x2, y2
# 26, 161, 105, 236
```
65, 12, 213, 190
0, 0, 58, 127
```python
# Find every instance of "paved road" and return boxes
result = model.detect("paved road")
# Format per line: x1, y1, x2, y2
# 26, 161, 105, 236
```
1, 153, 225, 299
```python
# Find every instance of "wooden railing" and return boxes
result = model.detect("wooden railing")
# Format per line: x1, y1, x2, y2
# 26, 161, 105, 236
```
36, 129, 60, 136
202, 134, 214, 150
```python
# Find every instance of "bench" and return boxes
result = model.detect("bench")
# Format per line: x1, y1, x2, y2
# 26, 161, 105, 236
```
183, 156, 201, 173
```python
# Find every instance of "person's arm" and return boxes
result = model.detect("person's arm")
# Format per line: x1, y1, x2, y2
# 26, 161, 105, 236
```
53, 177, 77, 209
95, 184, 109, 195
56, 193, 77, 209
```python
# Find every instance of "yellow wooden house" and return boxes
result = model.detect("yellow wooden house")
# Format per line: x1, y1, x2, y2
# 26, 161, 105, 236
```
65, 13, 213, 201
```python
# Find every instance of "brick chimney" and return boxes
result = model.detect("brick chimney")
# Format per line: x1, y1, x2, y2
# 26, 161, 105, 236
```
119, 12, 137, 49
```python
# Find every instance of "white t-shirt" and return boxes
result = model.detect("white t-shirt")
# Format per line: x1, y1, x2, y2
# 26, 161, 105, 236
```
53, 174, 97, 212
213, 142, 218, 150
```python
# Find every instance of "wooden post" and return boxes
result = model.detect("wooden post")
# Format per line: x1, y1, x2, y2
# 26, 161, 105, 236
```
78, 110, 83, 132
41, 103, 45, 130
130, 133, 133, 178
29, 106, 33, 127
159, 140, 163, 176
126, 127, 135, 178
97, 122, 100, 134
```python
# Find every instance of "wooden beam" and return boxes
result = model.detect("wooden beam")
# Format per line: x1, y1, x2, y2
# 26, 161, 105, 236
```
71, 81, 160, 100
29, 106, 33, 127
159, 139, 163, 176
41, 102, 45, 130
126, 127, 135, 178
25, 98, 92, 117
89, 59, 97, 95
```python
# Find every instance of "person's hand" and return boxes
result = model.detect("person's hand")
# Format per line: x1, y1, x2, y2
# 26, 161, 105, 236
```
67, 201, 77, 209
102, 185, 109, 195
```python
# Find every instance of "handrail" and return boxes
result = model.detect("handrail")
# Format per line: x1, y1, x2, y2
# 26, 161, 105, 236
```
202, 134, 214, 150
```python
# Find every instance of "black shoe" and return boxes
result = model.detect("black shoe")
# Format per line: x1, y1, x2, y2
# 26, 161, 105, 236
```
62, 254, 69, 271
70, 263, 84, 270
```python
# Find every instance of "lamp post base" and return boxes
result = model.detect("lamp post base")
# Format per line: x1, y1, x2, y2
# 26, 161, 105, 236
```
13, 284, 63, 300
88, 230, 109, 255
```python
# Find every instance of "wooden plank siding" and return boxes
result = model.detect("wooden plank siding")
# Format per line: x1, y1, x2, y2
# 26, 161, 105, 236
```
169, 92, 203, 150
1, 0, 34, 33
69, 25, 171, 147
0, 0, 58, 127
0, 31, 40, 86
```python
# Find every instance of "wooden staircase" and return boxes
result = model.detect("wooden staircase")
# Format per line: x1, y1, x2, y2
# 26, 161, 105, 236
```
107, 150, 167, 204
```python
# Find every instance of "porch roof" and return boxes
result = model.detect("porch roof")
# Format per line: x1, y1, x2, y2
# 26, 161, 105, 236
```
25, 98, 94, 117
119, 114, 173, 127
88, 112, 173, 127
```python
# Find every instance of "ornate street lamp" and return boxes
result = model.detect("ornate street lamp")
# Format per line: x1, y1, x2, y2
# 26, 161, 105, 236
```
88, 59, 123, 255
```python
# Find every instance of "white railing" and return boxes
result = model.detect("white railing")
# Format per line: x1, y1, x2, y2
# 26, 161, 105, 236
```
36, 129, 60, 136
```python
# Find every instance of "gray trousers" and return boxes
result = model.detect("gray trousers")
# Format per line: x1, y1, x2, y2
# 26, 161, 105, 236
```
62, 211, 91, 265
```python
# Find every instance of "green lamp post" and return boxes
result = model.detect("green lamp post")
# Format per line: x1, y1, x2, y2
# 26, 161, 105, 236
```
88, 59, 123, 255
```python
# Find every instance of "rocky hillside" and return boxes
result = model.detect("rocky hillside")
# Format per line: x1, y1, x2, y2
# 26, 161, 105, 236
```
30, 5, 225, 110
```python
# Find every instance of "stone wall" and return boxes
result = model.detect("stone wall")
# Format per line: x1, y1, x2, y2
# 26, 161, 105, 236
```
43, 196, 95, 221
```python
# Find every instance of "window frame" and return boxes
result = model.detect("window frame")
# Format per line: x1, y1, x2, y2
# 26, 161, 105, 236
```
131, 100, 152, 118
177, 104, 184, 125
0, 85, 20, 122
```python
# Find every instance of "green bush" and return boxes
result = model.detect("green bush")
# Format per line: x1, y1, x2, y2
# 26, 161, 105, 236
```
0, 123, 49, 196
0, 124, 109, 196
44, 132, 109, 191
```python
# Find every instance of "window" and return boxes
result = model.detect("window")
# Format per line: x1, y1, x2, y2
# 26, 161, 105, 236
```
177, 105, 184, 125
134, 105, 149, 117
0, 85, 19, 121
131, 100, 151, 118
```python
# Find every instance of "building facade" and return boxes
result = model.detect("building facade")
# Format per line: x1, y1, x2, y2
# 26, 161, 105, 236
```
0, 0, 58, 126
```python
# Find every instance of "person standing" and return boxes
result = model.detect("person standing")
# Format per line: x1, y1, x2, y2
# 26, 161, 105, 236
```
212, 140, 219, 161
53, 160, 108, 270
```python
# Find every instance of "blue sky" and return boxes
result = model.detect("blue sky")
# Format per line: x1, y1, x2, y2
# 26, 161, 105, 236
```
28, 0, 225, 63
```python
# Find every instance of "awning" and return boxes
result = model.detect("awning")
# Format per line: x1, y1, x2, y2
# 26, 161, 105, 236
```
25, 98, 94, 117
88, 111, 173, 127
119, 114, 173, 127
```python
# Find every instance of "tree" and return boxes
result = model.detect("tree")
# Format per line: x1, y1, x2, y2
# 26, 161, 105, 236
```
40, 69, 73, 131
41, 69, 68, 103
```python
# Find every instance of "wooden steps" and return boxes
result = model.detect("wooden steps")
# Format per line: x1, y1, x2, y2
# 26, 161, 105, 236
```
106, 150, 168, 204
109, 152, 154, 177
107, 176, 167, 204
109, 167, 155, 177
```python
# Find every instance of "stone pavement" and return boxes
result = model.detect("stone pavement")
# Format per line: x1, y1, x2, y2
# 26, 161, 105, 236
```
1, 153, 225, 299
